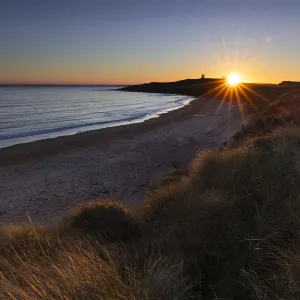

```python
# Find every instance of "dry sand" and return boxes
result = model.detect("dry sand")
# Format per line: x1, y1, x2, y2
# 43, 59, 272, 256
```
0, 97, 242, 224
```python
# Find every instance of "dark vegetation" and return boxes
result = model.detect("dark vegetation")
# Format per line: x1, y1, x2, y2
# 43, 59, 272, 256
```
120, 77, 295, 100
1, 84, 300, 299
121, 78, 221, 96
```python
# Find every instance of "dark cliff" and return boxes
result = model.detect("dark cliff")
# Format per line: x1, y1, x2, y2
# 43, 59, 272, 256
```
120, 78, 224, 97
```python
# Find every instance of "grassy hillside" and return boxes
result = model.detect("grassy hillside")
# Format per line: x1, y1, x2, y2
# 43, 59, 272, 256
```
1, 91, 300, 299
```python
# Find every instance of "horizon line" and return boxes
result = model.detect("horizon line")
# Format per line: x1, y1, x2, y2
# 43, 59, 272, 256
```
0, 77, 287, 86
0, 83, 134, 86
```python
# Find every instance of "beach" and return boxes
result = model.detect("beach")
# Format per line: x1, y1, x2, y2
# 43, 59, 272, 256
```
0, 97, 242, 224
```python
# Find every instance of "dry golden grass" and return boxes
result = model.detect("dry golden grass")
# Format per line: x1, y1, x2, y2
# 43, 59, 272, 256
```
0, 238, 194, 299
3, 105, 300, 298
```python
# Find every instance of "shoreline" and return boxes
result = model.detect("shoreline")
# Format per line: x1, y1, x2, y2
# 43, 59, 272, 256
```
0, 95, 200, 166
0, 96, 242, 224
0, 89, 192, 150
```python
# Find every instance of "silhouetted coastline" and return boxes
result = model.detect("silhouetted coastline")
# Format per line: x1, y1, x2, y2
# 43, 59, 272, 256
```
121, 77, 223, 96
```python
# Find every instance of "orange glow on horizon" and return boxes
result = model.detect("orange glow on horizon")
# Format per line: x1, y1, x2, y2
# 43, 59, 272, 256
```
0, 59, 287, 86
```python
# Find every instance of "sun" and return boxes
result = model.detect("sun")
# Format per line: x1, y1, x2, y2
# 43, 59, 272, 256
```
227, 73, 241, 86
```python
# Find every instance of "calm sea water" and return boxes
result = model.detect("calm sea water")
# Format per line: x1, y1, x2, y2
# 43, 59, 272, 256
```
0, 86, 193, 149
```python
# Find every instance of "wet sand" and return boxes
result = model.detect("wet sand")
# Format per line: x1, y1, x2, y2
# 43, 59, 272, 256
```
0, 97, 242, 224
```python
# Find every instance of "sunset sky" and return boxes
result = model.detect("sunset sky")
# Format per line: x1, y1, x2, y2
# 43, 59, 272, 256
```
1, 0, 299, 85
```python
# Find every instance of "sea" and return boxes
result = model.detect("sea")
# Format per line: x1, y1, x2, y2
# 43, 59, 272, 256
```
0, 85, 193, 149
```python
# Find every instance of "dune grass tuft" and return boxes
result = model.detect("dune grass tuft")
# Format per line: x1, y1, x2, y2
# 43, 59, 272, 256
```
58, 199, 140, 242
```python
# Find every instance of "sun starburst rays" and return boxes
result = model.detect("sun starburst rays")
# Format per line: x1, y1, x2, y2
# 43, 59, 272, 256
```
205, 78, 268, 123
237, 85, 258, 110
216, 86, 231, 114
239, 83, 269, 102
206, 35, 272, 122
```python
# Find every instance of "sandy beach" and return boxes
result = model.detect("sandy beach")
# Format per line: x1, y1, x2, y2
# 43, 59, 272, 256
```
0, 97, 242, 224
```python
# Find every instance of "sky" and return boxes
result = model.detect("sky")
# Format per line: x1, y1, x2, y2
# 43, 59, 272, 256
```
0, 0, 299, 85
